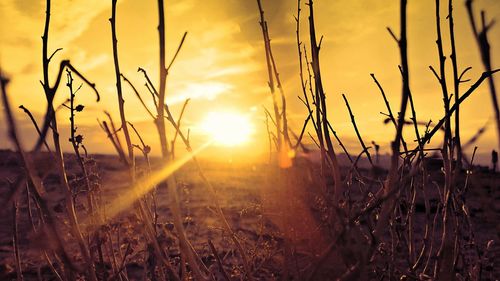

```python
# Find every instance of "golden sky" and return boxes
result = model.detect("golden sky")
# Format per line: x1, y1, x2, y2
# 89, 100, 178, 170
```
1, 0, 500, 163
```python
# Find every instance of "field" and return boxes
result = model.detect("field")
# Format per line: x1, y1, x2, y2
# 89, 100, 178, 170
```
2, 0, 500, 280
0, 151, 498, 280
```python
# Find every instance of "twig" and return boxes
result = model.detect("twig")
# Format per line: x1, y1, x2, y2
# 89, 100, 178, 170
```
121, 73, 155, 119
208, 240, 231, 281
110, 0, 134, 167
342, 94, 373, 165
448, 0, 462, 169
307, 0, 342, 201
466, 0, 500, 153
171, 98, 190, 159
12, 198, 23, 281
18, 105, 52, 153
166, 32, 188, 74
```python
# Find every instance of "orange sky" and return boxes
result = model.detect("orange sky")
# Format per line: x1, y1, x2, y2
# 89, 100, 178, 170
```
1, 0, 500, 163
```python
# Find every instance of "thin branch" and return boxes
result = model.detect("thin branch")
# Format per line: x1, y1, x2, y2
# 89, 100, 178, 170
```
171, 98, 190, 158
18, 105, 52, 153
121, 73, 155, 119
342, 94, 373, 165
166, 32, 188, 74
48, 47, 63, 62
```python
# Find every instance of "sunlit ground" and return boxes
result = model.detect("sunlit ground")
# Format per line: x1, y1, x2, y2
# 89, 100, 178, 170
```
199, 111, 255, 147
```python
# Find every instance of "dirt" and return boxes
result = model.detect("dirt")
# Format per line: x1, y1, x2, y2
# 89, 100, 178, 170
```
0, 149, 498, 280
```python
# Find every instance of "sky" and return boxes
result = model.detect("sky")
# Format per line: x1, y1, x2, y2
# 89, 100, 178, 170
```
1, 0, 500, 164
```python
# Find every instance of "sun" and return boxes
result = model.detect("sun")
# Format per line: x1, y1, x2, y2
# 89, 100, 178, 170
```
199, 111, 254, 146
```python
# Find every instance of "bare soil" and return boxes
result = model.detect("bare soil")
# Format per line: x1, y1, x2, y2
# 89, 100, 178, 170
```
0, 150, 498, 280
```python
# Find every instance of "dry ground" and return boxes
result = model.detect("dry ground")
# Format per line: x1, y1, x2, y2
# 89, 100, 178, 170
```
0, 150, 498, 280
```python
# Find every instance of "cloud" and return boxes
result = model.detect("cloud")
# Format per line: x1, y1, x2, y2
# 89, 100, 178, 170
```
2, 0, 110, 46
167, 82, 233, 105
74, 52, 111, 72
0, 0, 110, 74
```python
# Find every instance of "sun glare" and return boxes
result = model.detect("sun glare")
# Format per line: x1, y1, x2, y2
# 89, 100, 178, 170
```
200, 111, 254, 146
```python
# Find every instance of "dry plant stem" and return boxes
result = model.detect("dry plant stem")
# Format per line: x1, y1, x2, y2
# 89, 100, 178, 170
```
37, 34, 99, 153
137, 68, 158, 104
342, 94, 373, 165
293, 111, 312, 150
1, 74, 82, 276
35, 58, 99, 152
265, 113, 273, 161
268, 44, 291, 147
166, 32, 187, 74
295, 0, 318, 150
110, 6, 175, 276
156, 0, 169, 158
128, 121, 158, 228
44, 251, 65, 281
308, 0, 342, 201
374, 0, 411, 238
435, 157, 454, 279
137, 69, 210, 280
104, 111, 128, 164
208, 240, 231, 281
370, 73, 409, 154
448, 0, 462, 169
121, 74, 155, 119
136, 203, 180, 281
18, 105, 52, 153
171, 98, 190, 159
99, 120, 128, 165
67, 70, 95, 218
152, 2, 210, 279
12, 199, 23, 281
326, 121, 354, 163
409, 69, 500, 156
53, 126, 96, 280
256, 0, 283, 153
163, 106, 253, 281
433, 0, 452, 151
110, 0, 134, 167
26, 185, 65, 281
140, 53, 252, 279
0, 177, 26, 217
434, 1, 460, 275
411, 179, 432, 270
128, 122, 150, 164
40, 2, 98, 278
307, 6, 326, 176
466, 0, 500, 153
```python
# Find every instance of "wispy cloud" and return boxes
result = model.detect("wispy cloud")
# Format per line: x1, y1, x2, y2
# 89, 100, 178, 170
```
167, 82, 233, 105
